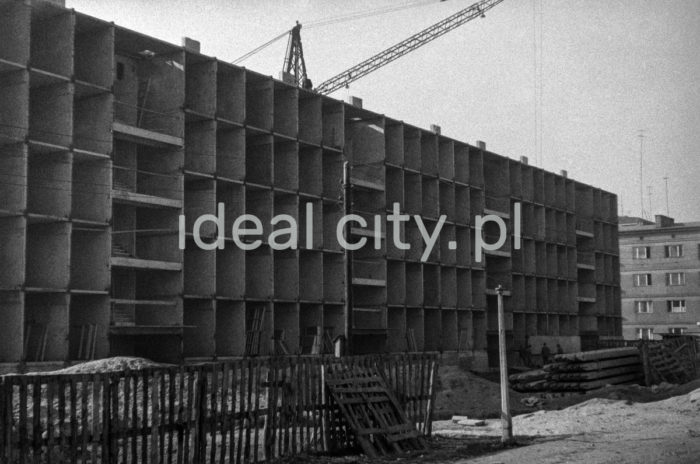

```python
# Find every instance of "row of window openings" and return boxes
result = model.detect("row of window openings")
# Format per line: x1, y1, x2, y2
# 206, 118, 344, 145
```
632, 272, 686, 286
636, 327, 686, 339
634, 300, 687, 313
632, 245, 686, 259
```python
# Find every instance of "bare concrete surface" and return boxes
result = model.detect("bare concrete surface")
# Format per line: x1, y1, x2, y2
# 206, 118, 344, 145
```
434, 387, 700, 464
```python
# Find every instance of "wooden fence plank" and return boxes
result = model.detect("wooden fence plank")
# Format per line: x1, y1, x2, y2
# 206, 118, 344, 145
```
252, 358, 262, 463
79, 375, 88, 463
68, 376, 78, 461
174, 367, 184, 464
110, 373, 119, 464
121, 370, 130, 464
100, 375, 109, 463
218, 363, 229, 464
90, 375, 99, 464
166, 368, 175, 464
58, 377, 68, 462
236, 362, 245, 464
159, 371, 167, 461
227, 362, 238, 464
140, 369, 149, 464
0, 380, 3, 462
31, 377, 40, 463
3, 354, 439, 463
183, 367, 193, 462
2, 380, 9, 463
208, 364, 218, 464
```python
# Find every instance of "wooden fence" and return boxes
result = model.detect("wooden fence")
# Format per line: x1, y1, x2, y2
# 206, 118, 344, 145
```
0, 353, 439, 463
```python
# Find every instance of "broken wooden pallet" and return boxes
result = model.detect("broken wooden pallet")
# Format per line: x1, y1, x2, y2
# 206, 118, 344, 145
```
325, 365, 426, 458
642, 338, 697, 385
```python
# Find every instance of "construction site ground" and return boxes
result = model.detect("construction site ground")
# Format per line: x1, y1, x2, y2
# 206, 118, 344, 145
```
13, 358, 700, 463
282, 363, 700, 464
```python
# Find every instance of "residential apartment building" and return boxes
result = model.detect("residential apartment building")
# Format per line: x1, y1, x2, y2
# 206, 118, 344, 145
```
0, 0, 620, 370
619, 215, 700, 339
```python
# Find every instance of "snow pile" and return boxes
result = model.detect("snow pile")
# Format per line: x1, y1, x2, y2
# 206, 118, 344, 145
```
36, 357, 166, 375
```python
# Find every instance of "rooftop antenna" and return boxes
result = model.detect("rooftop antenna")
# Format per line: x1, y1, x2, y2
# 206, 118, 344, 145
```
620, 196, 624, 216
663, 176, 670, 216
638, 130, 646, 219
647, 185, 653, 219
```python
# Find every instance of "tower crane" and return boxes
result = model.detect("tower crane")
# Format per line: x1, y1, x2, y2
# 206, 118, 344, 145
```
282, 0, 505, 95
283, 21, 312, 89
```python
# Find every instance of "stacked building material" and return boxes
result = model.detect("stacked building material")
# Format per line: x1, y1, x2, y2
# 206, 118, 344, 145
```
510, 347, 644, 393
508, 369, 549, 392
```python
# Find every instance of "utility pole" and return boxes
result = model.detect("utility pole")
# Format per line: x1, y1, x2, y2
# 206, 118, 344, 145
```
343, 161, 353, 355
496, 285, 513, 443
664, 176, 670, 216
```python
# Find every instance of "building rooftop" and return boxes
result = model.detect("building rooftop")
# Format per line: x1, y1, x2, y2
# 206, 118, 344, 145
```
619, 214, 700, 234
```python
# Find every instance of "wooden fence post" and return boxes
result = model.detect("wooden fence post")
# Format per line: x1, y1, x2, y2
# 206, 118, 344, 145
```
193, 367, 208, 463
101, 374, 110, 463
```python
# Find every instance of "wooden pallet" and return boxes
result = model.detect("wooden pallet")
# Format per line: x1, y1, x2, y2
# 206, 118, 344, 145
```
325, 365, 426, 458
642, 338, 697, 385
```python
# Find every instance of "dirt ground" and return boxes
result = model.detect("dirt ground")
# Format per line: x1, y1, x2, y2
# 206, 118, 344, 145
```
431, 363, 700, 464
432, 383, 700, 464
287, 364, 700, 464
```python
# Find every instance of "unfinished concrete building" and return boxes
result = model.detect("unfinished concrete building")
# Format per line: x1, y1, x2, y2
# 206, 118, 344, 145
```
0, 0, 621, 370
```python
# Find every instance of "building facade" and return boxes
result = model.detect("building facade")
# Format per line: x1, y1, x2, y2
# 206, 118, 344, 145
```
619, 215, 700, 339
0, 0, 620, 370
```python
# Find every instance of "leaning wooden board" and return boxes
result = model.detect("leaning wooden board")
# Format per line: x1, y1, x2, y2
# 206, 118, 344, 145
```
325, 365, 426, 458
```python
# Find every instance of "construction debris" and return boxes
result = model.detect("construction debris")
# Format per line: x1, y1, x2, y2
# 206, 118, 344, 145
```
325, 365, 427, 458
641, 336, 698, 385
510, 347, 644, 393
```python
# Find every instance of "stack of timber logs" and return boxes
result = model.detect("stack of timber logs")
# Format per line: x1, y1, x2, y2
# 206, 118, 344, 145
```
510, 347, 644, 393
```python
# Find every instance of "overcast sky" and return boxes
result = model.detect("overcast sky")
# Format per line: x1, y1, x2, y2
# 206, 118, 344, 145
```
68, 0, 700, 222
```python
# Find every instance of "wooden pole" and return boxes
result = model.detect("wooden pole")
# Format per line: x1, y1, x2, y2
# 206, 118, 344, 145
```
496, 285, 513, 443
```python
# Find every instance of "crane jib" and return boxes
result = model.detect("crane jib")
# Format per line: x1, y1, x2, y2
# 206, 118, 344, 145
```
314, 0, 505, 95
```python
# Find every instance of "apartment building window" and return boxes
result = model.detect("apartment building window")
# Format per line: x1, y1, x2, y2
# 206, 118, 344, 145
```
634, 300, 653, 313
667, 300, 686, 313
664, 244, 683, 258
633, 273, 652, 287
666, 272, 686, 286
632, 246, 650, 259
668, 327, 686, 335
636, 328, 653, 340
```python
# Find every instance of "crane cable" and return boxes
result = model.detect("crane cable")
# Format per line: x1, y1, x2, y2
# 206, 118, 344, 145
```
304, 0, 435, 29
232, 0, 442, 64
232, 30, 290, 64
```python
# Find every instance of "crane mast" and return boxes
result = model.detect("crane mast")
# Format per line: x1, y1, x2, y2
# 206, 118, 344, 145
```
314, 0, 504, 95
283, 22, 312, 89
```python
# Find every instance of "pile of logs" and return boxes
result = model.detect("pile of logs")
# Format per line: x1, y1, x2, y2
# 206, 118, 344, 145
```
510, 347, 644, 393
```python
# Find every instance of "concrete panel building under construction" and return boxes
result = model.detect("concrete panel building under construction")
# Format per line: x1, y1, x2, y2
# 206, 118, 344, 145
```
0, 0, 621, 371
